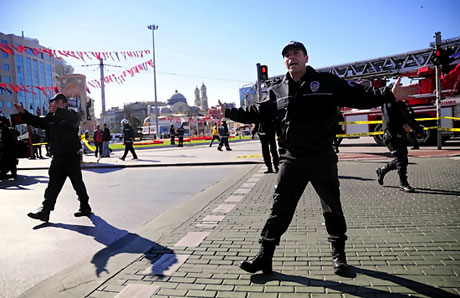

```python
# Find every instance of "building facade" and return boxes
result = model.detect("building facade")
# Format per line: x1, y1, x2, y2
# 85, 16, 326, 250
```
0, 32, 67, 118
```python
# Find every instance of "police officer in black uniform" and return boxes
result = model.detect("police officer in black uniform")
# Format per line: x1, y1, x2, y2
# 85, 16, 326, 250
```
376, 101, 423, 192
256, 119, 279, 173
14, 94, 91, 222
217, 41, 419, 276
119, 119, 138, 160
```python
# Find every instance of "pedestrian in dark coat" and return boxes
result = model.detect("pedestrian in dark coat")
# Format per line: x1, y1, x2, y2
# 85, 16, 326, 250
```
102, 124, 111, 157
176, 123, 185, 147
93, 125, 103, 158
217, 120, 231, 151
13, 93, 91, 222
257, 119, 279, 173
170, 124, 176, 145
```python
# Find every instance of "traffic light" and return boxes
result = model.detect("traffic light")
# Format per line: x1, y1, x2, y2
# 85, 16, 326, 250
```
261, 65, 268, 81
432, 47, 455, 74
257, 63, 269, 82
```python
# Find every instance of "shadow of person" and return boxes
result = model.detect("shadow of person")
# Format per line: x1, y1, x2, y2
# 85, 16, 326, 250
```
414, 187, 460, 196
33, 214, 176, 277
250, 266, 456, 297
0, 174, 48, 190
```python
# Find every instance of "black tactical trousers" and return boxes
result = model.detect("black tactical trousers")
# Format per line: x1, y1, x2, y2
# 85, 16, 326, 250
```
43, 154, 89, 211
259, 133, 279, 170
121, 142, 138, 159
383, 131, 409, 179
260, 149, 347, 246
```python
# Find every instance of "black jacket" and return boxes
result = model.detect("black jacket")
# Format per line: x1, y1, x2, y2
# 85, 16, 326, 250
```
21, 108, 81, 156
176, 126, 185, 137
122, 124, 135, 144
226, 66, 395, 154
382, 101, 423, 135
103, 127, 111, 141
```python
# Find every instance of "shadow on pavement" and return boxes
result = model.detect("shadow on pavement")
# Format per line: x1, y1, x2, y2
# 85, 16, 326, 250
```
250, 265, 456, 297
415, 187, 460, 196
0, 174, 47, 190
82, 167, 124, 174
32, 214, 175, 277
338, 175, 374, 181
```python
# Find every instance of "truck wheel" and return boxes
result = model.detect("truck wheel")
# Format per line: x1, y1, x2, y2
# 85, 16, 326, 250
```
373, 124, 385, 146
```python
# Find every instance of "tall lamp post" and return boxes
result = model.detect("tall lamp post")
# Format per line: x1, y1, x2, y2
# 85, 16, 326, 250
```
147, 24, 159, 138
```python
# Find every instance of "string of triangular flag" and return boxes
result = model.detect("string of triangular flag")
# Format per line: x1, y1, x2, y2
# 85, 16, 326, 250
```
86, 59, 154, 89
0, 43, 150, 62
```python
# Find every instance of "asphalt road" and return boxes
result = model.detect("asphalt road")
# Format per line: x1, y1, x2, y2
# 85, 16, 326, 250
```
0, 165, 236, 298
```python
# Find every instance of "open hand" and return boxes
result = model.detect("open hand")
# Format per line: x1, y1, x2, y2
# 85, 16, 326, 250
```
13, 102, 25, 114
392, 77, 420, 101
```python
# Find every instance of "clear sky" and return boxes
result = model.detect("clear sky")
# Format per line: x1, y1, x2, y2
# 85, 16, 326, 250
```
1, 0, 459, 116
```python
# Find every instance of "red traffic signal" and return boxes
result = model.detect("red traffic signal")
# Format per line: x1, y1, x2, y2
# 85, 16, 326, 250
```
257, 64, 269, 81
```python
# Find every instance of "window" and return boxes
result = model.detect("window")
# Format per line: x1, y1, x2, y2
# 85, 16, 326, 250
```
3, 63, 9, 71
2, 52, 8, 59
0, 100, 3, 107
4, 76, 10, 83
7, 101, 12, 108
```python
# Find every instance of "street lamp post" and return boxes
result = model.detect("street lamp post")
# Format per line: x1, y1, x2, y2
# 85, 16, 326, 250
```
147, 24, 159, 139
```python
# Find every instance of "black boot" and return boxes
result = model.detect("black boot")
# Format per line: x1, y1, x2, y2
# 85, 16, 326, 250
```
331, 242, 348, 276
74, 203, 92, 217
376, 166, 388, 186
399, 172, 415, 193
240, 242, 275, 274
28, 207, 50, 222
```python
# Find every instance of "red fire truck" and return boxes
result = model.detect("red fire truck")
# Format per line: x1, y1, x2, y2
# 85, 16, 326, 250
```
252, 34, 460, 145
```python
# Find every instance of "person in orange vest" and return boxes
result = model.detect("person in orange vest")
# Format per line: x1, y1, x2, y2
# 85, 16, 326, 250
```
209, 123, 220, 147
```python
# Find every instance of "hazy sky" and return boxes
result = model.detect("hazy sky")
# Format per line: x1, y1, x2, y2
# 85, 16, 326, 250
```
1, 0, 459, 116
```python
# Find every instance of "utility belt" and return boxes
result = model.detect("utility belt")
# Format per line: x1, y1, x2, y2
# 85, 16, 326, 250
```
382, 130, 403, 146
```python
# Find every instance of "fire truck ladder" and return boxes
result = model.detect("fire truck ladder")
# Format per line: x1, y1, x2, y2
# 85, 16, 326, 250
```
267, 36, 460, 82
316, 36, 460, 81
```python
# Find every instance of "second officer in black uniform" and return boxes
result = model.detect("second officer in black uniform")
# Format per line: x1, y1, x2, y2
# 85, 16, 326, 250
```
376, 101, 423, 192
14, 94, 91, 222
218, 41, 419, 276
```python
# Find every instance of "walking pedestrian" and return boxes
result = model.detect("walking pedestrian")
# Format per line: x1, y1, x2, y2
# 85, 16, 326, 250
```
93, 125, 103, 158
216, 41, 418, 276
217, 120, 231, 151
119, 119, 138, 160
376, 101, 423, 192
209, 123, 220, 147
257, 119, 279, 173
176, 122, 185, 147
102, 124, 111, 157
170, 124, 176, 145
13, 93, 92, 222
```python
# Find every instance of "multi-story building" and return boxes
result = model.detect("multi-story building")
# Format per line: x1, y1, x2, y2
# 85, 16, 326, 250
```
0, 32, 68, 118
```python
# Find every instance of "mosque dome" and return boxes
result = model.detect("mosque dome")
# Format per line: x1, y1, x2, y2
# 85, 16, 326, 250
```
168, 90, 187, 105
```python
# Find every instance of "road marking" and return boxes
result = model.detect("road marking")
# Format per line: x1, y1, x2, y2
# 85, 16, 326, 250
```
247, 177, 261, 182
225, 195, 244, 202
115, 284, 160, 298
233, 188, 250, 194
175, 232, 210, 247
212, 204, 235, 213
241, 182, 256, 188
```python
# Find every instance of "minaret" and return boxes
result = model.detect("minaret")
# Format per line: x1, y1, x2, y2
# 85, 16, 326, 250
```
200, 82, 208, 110
194, 86, 201, 107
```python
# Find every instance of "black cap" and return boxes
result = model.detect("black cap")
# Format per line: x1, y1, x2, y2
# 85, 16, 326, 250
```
49, 93, 68, 103
282, 41, 307, 57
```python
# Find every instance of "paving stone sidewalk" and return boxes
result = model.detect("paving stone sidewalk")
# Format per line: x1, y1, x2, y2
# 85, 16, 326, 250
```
88, 157, 460, 298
